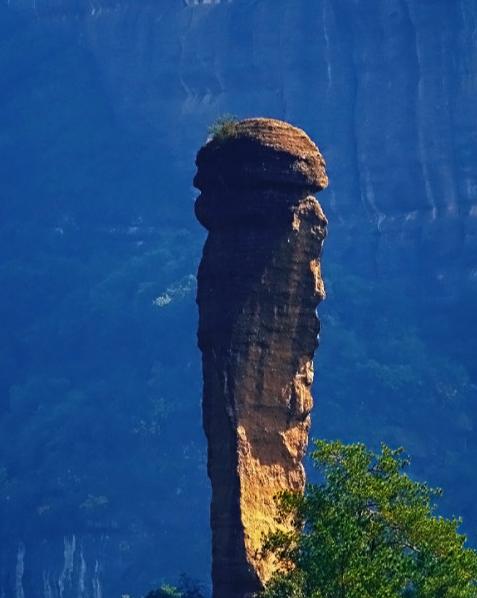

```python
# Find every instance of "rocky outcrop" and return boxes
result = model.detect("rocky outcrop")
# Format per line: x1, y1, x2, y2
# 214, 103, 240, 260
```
195, 118, 328, 598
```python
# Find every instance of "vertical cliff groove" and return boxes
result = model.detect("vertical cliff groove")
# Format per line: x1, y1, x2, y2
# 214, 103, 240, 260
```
195, 118, 328, 597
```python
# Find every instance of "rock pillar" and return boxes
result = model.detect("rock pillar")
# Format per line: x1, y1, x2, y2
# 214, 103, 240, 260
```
194, 118, 328, 598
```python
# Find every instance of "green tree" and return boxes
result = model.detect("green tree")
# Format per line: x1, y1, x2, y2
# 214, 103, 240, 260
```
145, 577, 205, 598
260, 441, 477, 598
145, 585, 182, 598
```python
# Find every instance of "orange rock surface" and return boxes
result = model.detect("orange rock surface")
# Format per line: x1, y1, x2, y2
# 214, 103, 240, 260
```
195, 118, 328, 598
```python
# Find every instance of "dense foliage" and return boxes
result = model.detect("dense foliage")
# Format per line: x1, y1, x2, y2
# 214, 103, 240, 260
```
317, 264, 476, 531
261, 440, 477, 598
145, 576, 205, 598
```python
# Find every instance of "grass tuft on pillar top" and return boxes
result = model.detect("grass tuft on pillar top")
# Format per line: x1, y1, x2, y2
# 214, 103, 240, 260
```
259, 439, 477, 598
207, 114, 239, 142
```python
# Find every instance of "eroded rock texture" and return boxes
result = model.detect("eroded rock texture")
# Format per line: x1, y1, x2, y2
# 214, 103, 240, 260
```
195, 118, 328, 598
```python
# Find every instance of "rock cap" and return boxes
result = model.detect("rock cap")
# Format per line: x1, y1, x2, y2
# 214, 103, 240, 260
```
194, 117, 328, 192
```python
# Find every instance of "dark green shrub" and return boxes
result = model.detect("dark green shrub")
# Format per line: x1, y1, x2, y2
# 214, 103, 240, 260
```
145, 586, 182, 598
145, 577, 206, 598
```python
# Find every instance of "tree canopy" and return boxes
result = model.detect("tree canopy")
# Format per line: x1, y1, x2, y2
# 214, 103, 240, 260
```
260, 440, 477, 598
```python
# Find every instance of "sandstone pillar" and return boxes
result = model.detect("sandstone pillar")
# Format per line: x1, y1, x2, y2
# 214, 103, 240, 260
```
194, 118, 328, 598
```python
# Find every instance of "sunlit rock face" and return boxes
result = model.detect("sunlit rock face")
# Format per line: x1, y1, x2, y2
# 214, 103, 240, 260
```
195, 119, 327, 597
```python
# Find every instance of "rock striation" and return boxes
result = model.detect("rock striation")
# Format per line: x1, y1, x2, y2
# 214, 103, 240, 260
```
195, 118, 328, 598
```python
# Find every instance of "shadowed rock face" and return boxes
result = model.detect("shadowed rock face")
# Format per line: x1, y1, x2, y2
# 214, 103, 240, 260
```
195, 118, 328, 598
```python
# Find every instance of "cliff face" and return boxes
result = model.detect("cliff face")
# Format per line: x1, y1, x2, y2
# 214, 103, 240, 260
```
5, 0, 476, 285
195, 119, 327, 597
